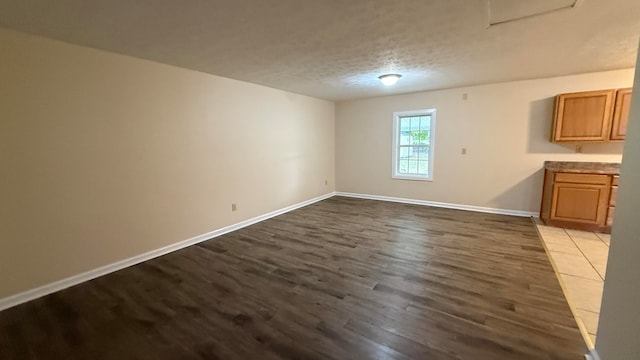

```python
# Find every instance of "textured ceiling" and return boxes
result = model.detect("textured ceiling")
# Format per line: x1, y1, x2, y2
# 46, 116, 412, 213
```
0, 0, 639, 101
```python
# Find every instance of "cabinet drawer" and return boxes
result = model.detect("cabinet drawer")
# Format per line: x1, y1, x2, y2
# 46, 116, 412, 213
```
607, 206, 615, 226
609, 185, 618, 206
555, 173, 611, 185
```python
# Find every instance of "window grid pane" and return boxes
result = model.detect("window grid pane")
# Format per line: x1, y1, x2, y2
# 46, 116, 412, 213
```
399, 117, 406, 145
397, 145, 429, 175
395, 112, 434, 178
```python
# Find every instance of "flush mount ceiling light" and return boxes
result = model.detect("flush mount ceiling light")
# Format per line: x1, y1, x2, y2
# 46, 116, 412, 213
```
378, 74, 402, 86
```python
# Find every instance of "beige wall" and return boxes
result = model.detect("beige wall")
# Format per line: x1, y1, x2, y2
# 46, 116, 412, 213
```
0, 29, 335, 299
336, 70, 634, 213
596, 48, 640, 359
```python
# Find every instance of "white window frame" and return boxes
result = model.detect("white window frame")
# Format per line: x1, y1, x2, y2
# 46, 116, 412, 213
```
392, 109, 436, 181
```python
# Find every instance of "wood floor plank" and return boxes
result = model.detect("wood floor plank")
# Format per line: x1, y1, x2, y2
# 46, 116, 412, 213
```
0, 197, 586, 359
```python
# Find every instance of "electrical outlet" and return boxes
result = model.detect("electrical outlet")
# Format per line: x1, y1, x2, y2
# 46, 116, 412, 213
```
325, 179, 328, 186
575, 145, 583, 153
461, 148, 467, 155
231, 203, 237, 211
462, 93, 468, 100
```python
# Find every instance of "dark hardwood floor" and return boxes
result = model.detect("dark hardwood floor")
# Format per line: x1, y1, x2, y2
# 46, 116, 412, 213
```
0, 197, 586, 359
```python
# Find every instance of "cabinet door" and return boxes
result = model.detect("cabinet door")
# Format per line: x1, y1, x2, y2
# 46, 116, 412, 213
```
553, 90, 615, 142
550, 175, 611, 225
607, 175, 619, 226
610, 88, 632, 141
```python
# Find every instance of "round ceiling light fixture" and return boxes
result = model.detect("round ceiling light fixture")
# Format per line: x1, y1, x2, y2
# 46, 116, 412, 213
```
378, 74, 402, 86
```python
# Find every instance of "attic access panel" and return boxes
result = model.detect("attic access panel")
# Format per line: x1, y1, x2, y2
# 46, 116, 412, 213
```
488, 0, 581, 26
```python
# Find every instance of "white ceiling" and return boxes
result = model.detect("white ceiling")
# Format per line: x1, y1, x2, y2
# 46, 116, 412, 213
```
0, 0, 639, 101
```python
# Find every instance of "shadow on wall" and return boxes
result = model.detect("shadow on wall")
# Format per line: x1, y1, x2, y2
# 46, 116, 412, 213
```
491, 169, 545, 213
527, 97, 625, 154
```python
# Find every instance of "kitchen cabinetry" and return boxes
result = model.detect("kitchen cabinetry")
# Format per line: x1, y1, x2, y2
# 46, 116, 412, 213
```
606, 175, 619, 226
611, 88, 632, 140
540, 162, 620, 233
552, 88, 632, 142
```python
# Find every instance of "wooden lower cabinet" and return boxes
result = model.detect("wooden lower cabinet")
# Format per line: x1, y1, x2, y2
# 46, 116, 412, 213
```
541, 171, 616, 233
607, 175, 619, 226
550, 178, 610, 224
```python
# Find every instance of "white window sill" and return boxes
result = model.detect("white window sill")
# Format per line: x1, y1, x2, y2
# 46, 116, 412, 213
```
392, 175, 433, 181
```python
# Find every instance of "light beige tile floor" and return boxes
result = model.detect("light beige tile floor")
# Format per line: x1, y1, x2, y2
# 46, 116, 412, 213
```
534, 222, 610, 348
550, 253, 602, 281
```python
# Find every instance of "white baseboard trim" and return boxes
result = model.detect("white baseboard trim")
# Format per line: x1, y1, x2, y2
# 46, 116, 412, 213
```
0, 192, 336, 312
335, 192, 538, 217
585, 349, 601, 360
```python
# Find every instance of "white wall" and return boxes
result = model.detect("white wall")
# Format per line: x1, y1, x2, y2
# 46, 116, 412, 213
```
595, 49, 640, 359
0, 28, 335, 299
336, 70, 634, 213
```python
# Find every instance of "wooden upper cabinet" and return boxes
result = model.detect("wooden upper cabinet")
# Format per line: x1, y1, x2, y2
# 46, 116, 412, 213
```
610, 88, 632, 141
552, 88, 633, 143
552, 89, 615, 142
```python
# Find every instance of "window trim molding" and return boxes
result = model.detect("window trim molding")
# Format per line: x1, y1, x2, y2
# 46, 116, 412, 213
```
391, 108, 436, 181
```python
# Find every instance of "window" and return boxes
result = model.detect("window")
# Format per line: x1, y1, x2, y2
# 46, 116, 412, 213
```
392, 109, 436, 181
